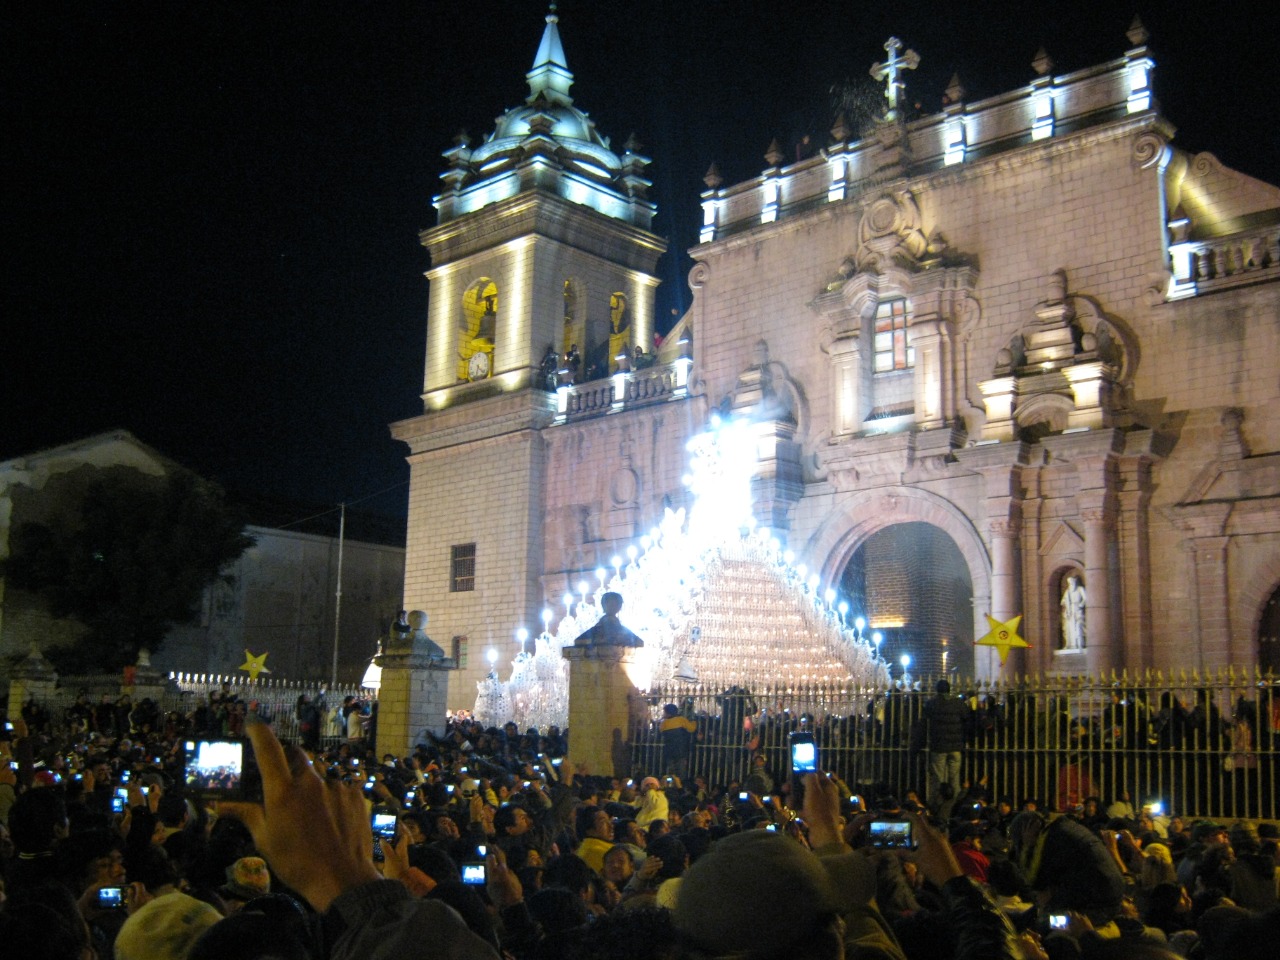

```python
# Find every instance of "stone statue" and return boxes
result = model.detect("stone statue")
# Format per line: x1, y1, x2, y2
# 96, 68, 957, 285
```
1060, 574, 1086, 650
574, 592, 643, 647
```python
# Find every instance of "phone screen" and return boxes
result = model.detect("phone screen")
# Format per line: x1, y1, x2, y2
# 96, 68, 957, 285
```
183, 738, 257, 799
1049, 915, 1068, 930
371, 810, 398, 840
461, 862, 486, 885
868, 820, 916, 849
97, 886, 125, 909
110, 796, 126, 814
790, 731, 818, 775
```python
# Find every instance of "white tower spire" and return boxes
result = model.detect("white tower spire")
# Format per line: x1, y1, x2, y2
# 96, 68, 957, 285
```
526, 3, 573, 104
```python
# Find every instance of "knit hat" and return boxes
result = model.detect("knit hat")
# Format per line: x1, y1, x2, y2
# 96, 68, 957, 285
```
673, 830, 874, 955
115, 891, 222, 960
222, 856, 271, 900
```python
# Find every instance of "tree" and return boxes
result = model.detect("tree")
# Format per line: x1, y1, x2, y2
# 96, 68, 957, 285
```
2, 465, 255, 671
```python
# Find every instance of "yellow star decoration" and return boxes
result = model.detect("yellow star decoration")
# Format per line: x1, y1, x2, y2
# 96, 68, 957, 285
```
975, 614, 1029, 665
238, 649, 271, 681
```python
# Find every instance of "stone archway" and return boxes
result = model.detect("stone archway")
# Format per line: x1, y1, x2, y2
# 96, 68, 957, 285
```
805, 486, 995, 678
839, 521, 975, 678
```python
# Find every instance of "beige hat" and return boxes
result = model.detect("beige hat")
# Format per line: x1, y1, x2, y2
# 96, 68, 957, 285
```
115, 891, 222, 960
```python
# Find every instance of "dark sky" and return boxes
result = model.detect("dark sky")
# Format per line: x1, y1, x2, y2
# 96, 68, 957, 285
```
5, 2, 1276, 522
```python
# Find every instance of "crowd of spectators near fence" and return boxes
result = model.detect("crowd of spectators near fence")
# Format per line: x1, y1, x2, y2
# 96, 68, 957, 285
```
1, 684, 1279, 960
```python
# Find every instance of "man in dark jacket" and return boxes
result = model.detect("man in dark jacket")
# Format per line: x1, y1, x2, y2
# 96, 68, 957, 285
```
924, 679, 970, 819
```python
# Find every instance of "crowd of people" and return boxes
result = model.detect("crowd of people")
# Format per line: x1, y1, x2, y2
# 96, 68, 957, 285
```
2, 684, 1279, 960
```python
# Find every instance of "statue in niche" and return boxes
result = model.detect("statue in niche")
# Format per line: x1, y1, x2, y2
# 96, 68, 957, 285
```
1060, 574, 1086, 650
574, 592, 643, 647
608, 292, 630, 373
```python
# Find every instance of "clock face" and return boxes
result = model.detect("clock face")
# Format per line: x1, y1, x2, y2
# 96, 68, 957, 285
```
468, 350, 491, 381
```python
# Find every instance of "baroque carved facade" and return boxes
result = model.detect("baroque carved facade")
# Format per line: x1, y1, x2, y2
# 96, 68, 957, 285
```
396, 12, 1280, 705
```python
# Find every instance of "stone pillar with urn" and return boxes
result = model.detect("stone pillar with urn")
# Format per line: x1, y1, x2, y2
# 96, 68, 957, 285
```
375, 610, 456, 758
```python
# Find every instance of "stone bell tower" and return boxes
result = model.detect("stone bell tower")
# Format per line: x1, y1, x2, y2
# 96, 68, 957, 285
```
392, 5, 666, 710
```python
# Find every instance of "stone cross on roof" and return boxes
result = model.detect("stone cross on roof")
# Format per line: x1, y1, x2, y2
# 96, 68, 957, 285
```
870, 37, 920, 119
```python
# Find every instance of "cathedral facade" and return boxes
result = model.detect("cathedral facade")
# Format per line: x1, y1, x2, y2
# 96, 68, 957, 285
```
393, 12, 1280, 708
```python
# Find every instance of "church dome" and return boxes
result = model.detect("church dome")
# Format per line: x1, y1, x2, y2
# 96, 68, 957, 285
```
433, 5, 654, 229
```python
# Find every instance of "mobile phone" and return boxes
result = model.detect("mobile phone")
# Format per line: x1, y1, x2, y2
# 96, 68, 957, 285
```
120, 770, 131, 783
461, 862, 486, 885
97, 886, 126, 909
352, 759, 359, 766
74, 773, 83, 781
868, 819, 916, 849
766, 823, 778, 832
738, 791, 750, 802
551, 757, 562, 766
404, 792, 415, 803
371, 808, 398, 841
790, 732, 818, 774
523, 780, 531, 788
1049, 914, 1068, 930
111, 796, 126, 814
447, 784, 455, 794
115, 787, 129, 800
183, 738, 258, 799
477, 844, 487, 857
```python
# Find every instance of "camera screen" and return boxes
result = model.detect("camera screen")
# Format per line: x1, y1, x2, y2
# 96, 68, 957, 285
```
791, 740, 817, 772
1049, 915, 1068, 930
868, 820, 915, 849
461, 863, 486, 885
97, 887, 125, 908
183, 739, 244, 796
372, 811, 398, 840
110, 796, 126, 814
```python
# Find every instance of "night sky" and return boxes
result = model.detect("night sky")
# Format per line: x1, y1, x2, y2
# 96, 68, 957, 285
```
5, 2, 1276, 524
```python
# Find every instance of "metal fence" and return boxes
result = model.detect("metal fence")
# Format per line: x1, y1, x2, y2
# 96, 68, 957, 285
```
35, 672, 371, 746
630, 669, 1280, 821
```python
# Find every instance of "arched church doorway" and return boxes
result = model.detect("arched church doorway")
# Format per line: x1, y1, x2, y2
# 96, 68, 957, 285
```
838, 522, 974, 679
1260, 583, 1280, 674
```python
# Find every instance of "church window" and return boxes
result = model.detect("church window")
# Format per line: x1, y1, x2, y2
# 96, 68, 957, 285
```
873, 299, 913, 372
450, 543, 476, 592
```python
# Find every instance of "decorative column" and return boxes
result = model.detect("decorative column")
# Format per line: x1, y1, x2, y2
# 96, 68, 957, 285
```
375, 610, 456, 758
1116, 444, 1157, 669
124, 648, 172, 703
8, 642, 58, 713
908, 317, 947, 430
955, 442, 1030, 680
1080, 497, 1118, 674
562, 645, 643, 778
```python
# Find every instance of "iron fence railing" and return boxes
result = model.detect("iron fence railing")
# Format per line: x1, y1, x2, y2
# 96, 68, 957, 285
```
33, 672, 372, 746
630, 669, 1280, 821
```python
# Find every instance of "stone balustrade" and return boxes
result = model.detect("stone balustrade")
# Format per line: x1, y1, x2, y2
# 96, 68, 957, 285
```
1169, 227, 1280, 299
555, 361, 688, 423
